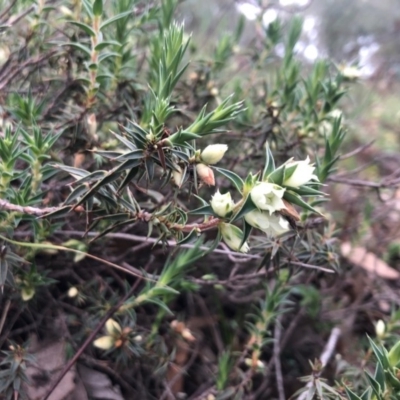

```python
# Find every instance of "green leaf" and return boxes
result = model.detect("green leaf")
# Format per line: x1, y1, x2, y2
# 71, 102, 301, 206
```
385, 368, 400, 390
230, 195, 256, 222
177, 229, 200, 245
114, 149, 144, 161
374, 362, 385, 391
240, 220, 252, 249
61, 42, 91, 57
41, 206, 73, 219
262, 143, 275, 180
118, 167, 139, 192
284, 185, 326, 197
360, 388, 372, 400
64, 184, 90, 205
388, 340, 400, 367
213, 167, 243, 192
100, 10, 133, 30
189, 205, 215, 216
267, 164, 285, 185
283, 191, 323, 215
367, 336, 390, 369
365, 371, 381, 397
344, 387, 362, 400
92, 0, 103, 16
94, 40, 121, 51
53, 164, 90, 179
69, 21, 96, 37
74, 170, 107, 185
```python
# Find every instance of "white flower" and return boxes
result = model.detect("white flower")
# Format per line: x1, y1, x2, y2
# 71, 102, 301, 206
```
245, 210, 290, 237
196, 163, 215, 186
283, 156, 319, 188
200, 144, 228, 164
340, 65, 362, 80
250, 182, 286, 214
267, 213, 290, 236
93, 336, 115, 350
220, 223, 249, 253
244, 209, 272, 232
210, 191, 234, 217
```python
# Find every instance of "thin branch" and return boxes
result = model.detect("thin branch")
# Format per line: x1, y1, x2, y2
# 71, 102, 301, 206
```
0, 0, 17, 22
328, 175, 400, 188
0, 199, 60, 216
0, 300, 11, 336
274, 318, 285, 400
43, 273, 145, 400
339, 140, 375, 160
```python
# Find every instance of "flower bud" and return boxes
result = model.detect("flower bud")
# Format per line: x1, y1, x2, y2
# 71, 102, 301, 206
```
210, 191, 234, 217
68, 287, 79, 298
106, 319, 122, 335
220, 223, 249, 253
282, 156, 319, 188
200, 144, 228, 165
340, 65, 362, 80
172, 165, 184, 188
87, 113, 97, 139
250, 182, 286, 214
93, 336, 114, 350
182, 328, 196, 342
21, 287, 35, 301
196, 163, 215, 186
375, 320, 385, 339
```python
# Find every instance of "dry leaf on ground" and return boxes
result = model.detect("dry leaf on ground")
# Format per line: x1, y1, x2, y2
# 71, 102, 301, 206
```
341, 242, 400, 280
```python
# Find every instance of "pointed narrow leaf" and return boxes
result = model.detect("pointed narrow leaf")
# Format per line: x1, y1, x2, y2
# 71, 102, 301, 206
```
100, 10, 133, 30
240, 220, 252, 249
177, 229, 200, 245
344, 387, 362, 400
262, 143, 275, 180
283, 191, 323, 215
69, 21, 96, 36
230, 195, 256, 222
189, 205, 215, 216
213, 167, 243, 191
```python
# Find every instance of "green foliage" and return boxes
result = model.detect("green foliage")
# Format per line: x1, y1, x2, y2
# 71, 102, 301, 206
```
0, 0, 367, 398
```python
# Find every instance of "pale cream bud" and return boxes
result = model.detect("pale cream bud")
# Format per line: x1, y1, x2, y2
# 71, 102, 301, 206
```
93, 336, 114, 350
105, 319, 122, 335
200, 144, 228, 164
21, 287, 35, 301
68, 287, 79, 298
172, 165, 184, 187
196, 163, 215, 186
181, 328, 196, 342
376, 320, 385, 339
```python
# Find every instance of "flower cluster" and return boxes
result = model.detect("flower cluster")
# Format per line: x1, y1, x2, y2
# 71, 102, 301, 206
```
93, 319, 140, 351
196, 144, 228, 186
207, 155, 319, 253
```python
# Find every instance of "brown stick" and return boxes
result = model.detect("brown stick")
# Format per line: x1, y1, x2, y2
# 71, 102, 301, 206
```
42, 275, 144, 400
